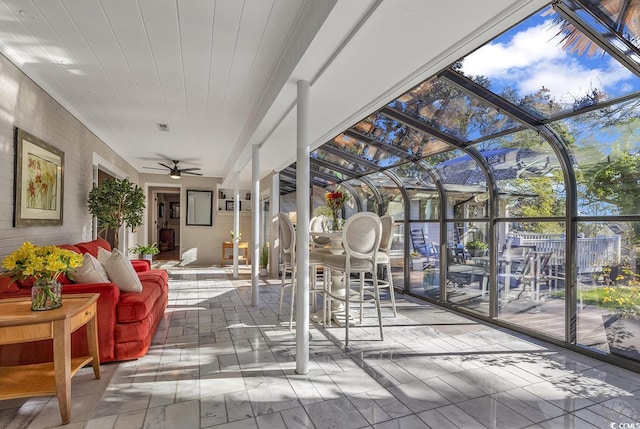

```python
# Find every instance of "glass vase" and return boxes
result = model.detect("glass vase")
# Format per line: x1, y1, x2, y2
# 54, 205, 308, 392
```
31, 278, 62, 311
330, 211, 342, 231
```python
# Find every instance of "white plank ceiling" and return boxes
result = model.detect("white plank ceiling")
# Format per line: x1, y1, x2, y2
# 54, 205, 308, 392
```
0, 0, 550, 185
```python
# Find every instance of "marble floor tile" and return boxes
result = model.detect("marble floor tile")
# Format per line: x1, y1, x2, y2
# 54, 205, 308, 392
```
348, 392, 392, 425
1, 267, 638, 429
456, 395, 533, 428
386, 380, 450, 413
372, 413, 430, 429
304, 396, 369, 429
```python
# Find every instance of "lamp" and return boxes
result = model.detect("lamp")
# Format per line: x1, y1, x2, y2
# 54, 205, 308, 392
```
170, 170, 181, 179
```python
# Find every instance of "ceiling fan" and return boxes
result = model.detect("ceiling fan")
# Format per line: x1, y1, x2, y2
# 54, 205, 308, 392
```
144, 160, 202, 179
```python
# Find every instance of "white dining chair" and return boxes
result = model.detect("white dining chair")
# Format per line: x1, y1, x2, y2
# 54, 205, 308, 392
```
373, 214, 397, 316
277, 213, 326, 329
322, 212, 383, 346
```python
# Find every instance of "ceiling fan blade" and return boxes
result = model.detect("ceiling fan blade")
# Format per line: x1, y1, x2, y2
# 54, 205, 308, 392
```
180, 167, 201, 172
183, 171, 203, 176
158, 163, 172, 169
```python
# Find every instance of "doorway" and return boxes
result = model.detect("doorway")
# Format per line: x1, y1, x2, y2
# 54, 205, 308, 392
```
149, 187, 181, 262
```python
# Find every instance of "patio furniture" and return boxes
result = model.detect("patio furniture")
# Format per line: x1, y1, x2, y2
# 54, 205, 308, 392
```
410, 228, 439, 266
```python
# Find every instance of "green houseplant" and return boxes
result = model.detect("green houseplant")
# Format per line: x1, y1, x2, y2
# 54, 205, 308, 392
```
87, 178, 146, 249
260, 246, 268, 276
466, 239, 488, 257
129, 243, 160, 261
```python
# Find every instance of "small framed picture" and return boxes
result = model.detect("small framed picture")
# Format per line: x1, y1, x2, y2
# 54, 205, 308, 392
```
245, 192, 251, 200
14, 128, 64, 227
226, 200, 240, 211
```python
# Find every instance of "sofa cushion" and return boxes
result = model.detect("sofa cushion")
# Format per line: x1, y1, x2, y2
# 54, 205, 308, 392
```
0, 275, 20, 294
116, 280, 163, 323
98, 248, 143, 293
58, 244, 81, 254
71, 253, 110, 283
76, 238, 111, 258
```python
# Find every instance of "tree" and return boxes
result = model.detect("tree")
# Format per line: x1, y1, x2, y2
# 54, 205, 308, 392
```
87, 178, 146, 248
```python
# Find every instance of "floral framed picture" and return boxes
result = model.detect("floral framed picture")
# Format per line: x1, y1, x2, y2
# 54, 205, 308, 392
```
14, 128, 64, 227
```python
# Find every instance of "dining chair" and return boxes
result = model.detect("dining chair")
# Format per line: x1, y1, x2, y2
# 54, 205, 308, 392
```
366, 214, 396, 316
277, 213, 296, 329
310, 215, 332, 252
277, 213, 326, 329
323, 212, 383, 346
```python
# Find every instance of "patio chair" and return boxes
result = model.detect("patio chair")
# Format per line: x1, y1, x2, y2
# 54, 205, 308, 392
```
409, 228, 439, 266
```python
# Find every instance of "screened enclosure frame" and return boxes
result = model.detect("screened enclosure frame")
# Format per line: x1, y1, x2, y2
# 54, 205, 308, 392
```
278, 0, 640, 371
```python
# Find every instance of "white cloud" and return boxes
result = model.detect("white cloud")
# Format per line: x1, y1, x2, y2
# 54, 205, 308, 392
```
461, 18, 634, 103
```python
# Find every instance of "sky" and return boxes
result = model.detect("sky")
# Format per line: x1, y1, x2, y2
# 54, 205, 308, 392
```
460, 11, 638, 105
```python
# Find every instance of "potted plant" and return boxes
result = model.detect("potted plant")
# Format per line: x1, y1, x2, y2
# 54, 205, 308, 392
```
87, 178, 146, 249
259, 246, 268, 276
466, 239, 488, 257
410, 252, 427, 271
230, 230, 242, 242
129, 243, 160, 262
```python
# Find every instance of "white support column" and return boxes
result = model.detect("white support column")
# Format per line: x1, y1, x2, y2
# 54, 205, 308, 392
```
251, 144, 260, 307
233, 171, 240, 279
296, 80, 310, 375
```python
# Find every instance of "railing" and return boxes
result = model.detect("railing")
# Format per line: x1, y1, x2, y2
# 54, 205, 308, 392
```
509, 233, 621, 274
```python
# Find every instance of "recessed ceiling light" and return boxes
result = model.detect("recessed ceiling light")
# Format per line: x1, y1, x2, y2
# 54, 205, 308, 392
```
19, 10, 35, 20
157, 123, 170, 132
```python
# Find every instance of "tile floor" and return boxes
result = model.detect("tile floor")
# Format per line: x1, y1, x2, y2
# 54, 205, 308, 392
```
1, 266, 639, 429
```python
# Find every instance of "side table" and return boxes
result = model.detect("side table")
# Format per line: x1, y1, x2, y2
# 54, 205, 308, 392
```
221, 241, 250, 266
0, 293, 101, 424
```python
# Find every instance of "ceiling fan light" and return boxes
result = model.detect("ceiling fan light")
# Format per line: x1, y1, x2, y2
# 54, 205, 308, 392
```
170, 171, 180, 179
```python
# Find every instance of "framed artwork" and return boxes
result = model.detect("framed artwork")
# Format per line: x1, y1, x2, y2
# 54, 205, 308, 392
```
187, 190, 212, 226
225, 200, 241, 211
14, 128, 64, 227
170, 202, 180, 219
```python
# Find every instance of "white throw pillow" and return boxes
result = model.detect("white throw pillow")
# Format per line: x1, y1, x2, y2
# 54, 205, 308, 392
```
71, 253, 110, 283
97, 248, 143, 293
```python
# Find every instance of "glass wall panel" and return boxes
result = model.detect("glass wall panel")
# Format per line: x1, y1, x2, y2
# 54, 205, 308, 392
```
496, 221, 566, 340
343, 179, 377, 214
457, 8, 640, 120
445, 221, 490, 315
389, 219, 405, 291
406, 189, 440, 221
408, 221, 441, 299
435, 150, 491, 206
390, 77, 518, 141
576, 221, 639, 364
474, 130, 566, 218
554, 99, 640, 216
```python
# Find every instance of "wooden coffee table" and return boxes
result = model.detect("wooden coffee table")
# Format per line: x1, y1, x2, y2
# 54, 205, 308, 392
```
0, 293, 101, 424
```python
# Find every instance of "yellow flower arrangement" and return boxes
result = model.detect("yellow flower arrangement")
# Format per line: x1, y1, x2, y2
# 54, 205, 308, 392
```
2, 241, 83, 283
2, 242, 83, 310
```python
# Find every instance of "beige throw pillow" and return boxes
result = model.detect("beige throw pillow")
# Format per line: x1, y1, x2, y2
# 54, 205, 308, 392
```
71, 253, 110, 283
97, 248, 143, 293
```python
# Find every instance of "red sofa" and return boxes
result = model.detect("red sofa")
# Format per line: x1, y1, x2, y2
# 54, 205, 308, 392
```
0, 238, 169, 365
